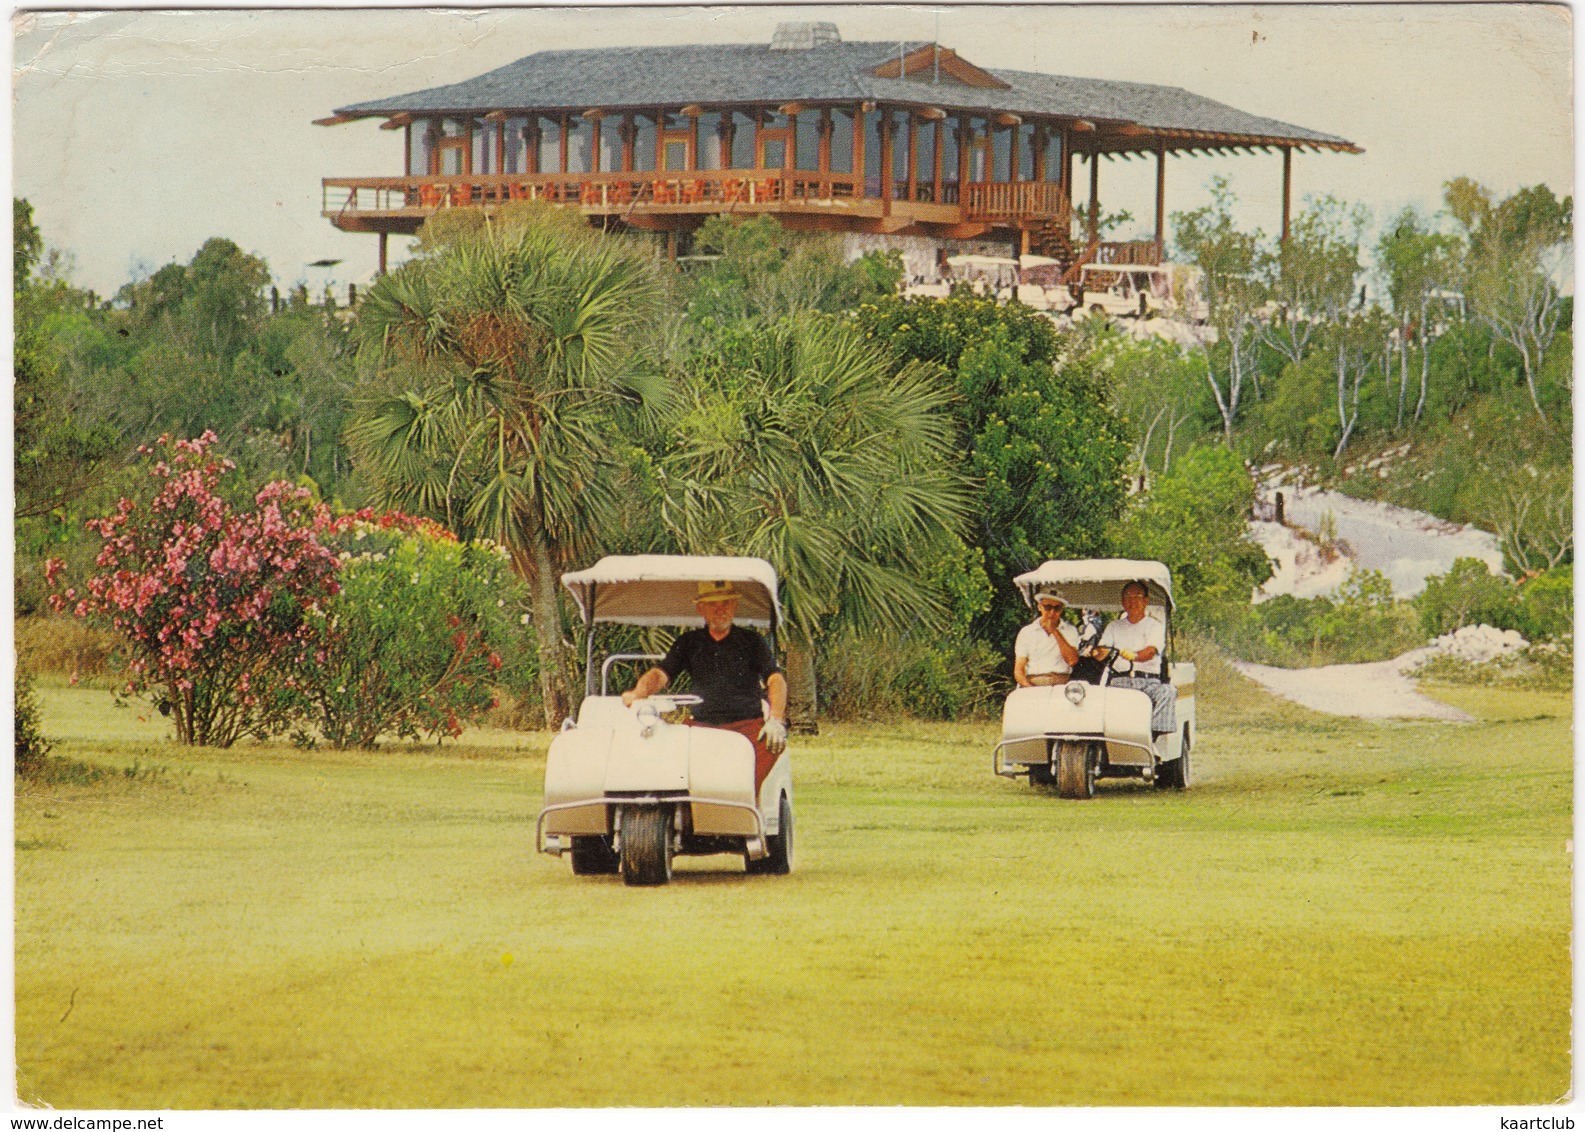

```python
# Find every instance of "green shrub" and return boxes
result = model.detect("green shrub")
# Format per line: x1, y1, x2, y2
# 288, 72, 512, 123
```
1413, 638, 1572, 692
818, 631, 1001, 722
1514, 565, 1572, 641
1415, 557, 1519, 637
1213, 569, 1425, 666
294, 514, 531, 748
14, 668, 52, 777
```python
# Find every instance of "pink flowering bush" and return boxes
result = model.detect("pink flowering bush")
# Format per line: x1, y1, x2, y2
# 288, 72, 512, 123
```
47, 433, 340, 748
291, 512, 525, 748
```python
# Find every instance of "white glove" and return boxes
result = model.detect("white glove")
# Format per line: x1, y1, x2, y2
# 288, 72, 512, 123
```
758, 717, 788, 754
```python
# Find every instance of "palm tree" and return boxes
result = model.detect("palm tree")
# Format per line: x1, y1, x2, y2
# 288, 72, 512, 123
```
349, 211, 668, 724
657, 315, 972, 725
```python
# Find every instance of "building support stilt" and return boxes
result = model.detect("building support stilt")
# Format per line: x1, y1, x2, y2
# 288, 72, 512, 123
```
1087, 153, 1099, 247
1155, 143, 1167, 259
1281, 147, 1293, 243
378, 232, 388, 275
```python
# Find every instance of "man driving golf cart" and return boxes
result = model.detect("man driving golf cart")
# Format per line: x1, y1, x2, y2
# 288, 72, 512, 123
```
622, 580, 789, 792
1090, 580, 1176, 742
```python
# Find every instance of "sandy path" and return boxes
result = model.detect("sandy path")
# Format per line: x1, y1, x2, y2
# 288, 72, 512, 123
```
1233, 647, 1472, 722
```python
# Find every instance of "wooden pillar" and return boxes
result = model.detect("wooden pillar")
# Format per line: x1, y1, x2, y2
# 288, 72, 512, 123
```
907, 115, 918, 201
1087, 152, 1099, 245
665, 228, 678, 260
1155, 143, 1167, 257
1281, 147, 1293, 243
377, 232, 388, 276
558, 113, 569, 174
933, 119, 944, 203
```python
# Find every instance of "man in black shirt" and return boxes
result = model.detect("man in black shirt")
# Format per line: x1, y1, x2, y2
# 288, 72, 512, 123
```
622, 580, 789, 789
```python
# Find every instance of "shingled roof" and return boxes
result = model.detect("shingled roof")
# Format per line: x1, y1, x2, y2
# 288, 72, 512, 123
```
333, 30, 1359, 154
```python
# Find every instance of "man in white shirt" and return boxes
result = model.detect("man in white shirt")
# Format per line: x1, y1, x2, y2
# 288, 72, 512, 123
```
1014, 591, 1081, 687
1096, 580, 1176, 736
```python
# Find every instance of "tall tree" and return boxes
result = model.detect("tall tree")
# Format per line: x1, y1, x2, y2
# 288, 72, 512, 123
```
1173, 177, 1268, 439
350, 211, 669, 725
1445, 178, 1572, 421
1377, 206, 1463, 427
656, 315, 971, 724
1261, 195, 1366, 366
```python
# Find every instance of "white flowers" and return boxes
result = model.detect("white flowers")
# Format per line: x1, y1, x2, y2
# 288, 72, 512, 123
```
519, 614, 530, 625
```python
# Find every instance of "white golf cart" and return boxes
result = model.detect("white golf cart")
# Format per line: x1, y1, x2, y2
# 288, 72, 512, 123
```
995, 559, 1196, 798
1070, 265, 1169, 320
535, 555, 793, 886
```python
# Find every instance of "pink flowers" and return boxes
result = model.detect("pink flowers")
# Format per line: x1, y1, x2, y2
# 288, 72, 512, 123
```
47, 434, 341, 748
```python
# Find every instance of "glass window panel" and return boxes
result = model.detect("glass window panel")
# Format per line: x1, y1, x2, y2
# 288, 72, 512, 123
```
697, 113, 724, 170
566, 118, 592, 174
1044, 131, 1063, 182
863, 110, 884, 196
991, 125, 1012, 182
1018, 124, 1036, 181
539, 117, 562, 173
663, 111, 690, 130
663, 140, 688, 171
473, 120, 492, 175
598, 118, 621, 172
441, 147, 463, 176
631, 115, 656, 172
829, 110, 853, 175
761, 111, 789, 131
762, 138, 787, 170
941, 116, 959, 183
440, 117, 467, 138
917, 120, 936, 184
500, 118, 527, 175
795, 114, 820, 171
730, 112, 755, 168
891, 113, 907, 182
409, 124, 428, 175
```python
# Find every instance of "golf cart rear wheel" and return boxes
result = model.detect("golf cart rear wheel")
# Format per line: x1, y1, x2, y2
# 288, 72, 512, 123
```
570, 835, 620, 875
1156, 731, 1191, 791
746, 793, 793, 875
1055, 740, 1096, 799
620, 807, 674, 886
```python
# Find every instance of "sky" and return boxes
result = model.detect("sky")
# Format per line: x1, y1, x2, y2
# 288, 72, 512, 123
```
10, 3, 1576, 297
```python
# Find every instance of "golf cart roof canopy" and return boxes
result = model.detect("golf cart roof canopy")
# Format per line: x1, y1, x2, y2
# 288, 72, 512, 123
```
1013, 559, 1173, 613
561, 555, 782, 628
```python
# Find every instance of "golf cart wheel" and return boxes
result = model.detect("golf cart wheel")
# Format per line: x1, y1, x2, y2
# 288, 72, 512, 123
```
620, 807, 674, 886
746, 793, 794, 875
569, 835, 620, 875
1055, 740, 1096, 800
1155, 730, 1191, 791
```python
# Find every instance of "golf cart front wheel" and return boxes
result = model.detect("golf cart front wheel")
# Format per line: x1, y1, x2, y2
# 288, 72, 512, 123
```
1055, 740, 1096, 799
620, 806, 674, 886
746, 793, 793, 875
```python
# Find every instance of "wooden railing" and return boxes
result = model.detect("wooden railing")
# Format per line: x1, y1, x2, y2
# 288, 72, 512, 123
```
963, 181, 1069, 219
1088, 239, 1164, 266
322, 170, 863, 217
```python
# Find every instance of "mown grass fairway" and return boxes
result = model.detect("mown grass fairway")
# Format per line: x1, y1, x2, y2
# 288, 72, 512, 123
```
15, 665, 1571, 1108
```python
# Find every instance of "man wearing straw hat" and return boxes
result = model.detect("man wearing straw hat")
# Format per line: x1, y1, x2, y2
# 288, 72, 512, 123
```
1013, 591, 1081, 688
623, 580, 789, 790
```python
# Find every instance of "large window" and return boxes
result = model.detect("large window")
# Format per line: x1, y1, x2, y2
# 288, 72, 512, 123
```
991, 124, 1012, 182
538, 116, 562, 173
863, 110, 885, 196
1018, 124, 1036, 181
631, 115, 656, 172
408, 122, 430, 175
472, 119, 492, 175
566, 118, 592, 174
697, 112, 725, 170
598, 117, 621, 172
829, 109, 854, 175
500, 118, 528, 174
916, 120, 936, 198
891, 113, 907, 185
941, 116, 960, 185
1044, 130, 1063, 183
795, 113, 821, 172
730, 111, 755, 168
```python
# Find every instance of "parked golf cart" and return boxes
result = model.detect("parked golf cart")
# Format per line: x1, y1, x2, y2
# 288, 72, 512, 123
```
995, 559, 1196, 798
1070, 265, 1169, 320
535, 555, 793, 886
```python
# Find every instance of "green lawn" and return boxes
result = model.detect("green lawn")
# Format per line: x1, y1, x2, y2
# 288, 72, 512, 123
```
15, 669, 1572, 1108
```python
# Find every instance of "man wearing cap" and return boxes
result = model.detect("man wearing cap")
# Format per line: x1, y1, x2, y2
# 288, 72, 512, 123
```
622, 580, 789, 790
1095, 580, 1175, 739
1014, 591, 1081, 687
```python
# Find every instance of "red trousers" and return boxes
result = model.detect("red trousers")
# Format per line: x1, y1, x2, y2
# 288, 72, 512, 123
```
687, 717, 776, 791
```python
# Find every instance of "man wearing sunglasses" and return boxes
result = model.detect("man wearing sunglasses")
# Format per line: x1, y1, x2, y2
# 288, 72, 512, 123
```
1013, 591, 1081, 688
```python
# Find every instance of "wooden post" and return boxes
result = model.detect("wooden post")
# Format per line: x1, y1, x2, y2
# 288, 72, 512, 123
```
1281, 147, 1293, 243
1087, 152, 1099, 245
1155, 143, 1167, 258
853, 105, 867, 194
907, 115, 918, 201
880, 108, 893, 215
377, 232, 388, 276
